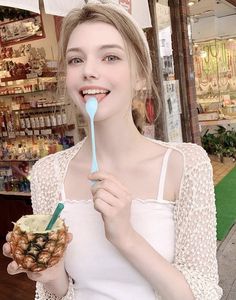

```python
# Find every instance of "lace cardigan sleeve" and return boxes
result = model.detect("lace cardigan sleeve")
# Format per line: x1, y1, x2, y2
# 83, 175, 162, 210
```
173, 145, 223, 299
30, 157, 75, 300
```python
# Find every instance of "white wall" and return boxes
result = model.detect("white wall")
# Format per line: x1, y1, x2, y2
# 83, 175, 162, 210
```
192, 16, 218, 41
218, 14, 236, 38
192, 14, 236, 41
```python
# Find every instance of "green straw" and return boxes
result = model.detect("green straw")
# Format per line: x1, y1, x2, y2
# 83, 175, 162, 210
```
45, 203, 64, 231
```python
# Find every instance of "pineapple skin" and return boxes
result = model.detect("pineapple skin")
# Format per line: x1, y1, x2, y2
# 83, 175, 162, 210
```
10, 221, 68, 272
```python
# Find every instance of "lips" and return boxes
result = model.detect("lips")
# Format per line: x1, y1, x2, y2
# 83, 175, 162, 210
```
79, 87, 110, 103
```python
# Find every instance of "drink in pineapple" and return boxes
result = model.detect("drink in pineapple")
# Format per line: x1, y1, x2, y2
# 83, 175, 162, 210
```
10, 215, 68, 272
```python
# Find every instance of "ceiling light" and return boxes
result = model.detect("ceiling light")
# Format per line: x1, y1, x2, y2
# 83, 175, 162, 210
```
188, 0, 201, 6
188, 1, 195, 6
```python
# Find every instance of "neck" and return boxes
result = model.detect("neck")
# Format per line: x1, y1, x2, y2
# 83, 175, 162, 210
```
85, 112, 144, 167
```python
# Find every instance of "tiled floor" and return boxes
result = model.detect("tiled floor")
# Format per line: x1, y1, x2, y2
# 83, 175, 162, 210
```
210, 156, 236, 185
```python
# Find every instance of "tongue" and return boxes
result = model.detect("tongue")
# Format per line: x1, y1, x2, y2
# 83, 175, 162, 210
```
84, 94, 107, 102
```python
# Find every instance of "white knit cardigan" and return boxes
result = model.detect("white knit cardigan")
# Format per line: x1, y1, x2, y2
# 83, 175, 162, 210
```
31, 139, 223, 300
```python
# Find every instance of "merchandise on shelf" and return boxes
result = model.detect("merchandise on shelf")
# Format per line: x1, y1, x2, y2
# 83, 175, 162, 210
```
0, 134, 74, 194
193, 38, 236, 124
0, 76, 72, 139
0, 75, 75, 195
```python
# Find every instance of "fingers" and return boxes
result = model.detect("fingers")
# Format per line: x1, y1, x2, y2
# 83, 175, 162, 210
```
89, 172, 131, 216
91, 175, 129, 201
94, 189, 119, 208
7, 261, 25, 275
67, 232, 73, 244
93, 183, 128, 208
2, 242, 12, 258
6, 231, 12, 242
7, 261, 41, 280
89, 171, 129, 194
94, 197, 113, 216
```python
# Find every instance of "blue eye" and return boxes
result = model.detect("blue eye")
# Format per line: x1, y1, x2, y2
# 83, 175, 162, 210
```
68, 57, 83, 65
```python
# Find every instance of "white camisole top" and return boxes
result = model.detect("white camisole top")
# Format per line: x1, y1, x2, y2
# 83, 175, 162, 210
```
60, 148, 175, 300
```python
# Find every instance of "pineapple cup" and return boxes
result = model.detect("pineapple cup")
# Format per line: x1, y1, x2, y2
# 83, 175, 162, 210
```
10, 215, 68, 272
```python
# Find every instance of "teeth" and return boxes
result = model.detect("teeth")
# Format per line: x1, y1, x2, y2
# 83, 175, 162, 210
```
82, 89, 108, 95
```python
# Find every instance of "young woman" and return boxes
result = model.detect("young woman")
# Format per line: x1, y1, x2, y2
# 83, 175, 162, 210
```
3, 1, 222, 299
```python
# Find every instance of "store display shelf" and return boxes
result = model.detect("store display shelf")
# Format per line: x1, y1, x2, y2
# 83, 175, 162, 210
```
0, 159, 38, 163
0, 75, 28, 82
0, 89, 51, 97
0, 74, 57, 83
198, 99, 220, 104
12, 103, 66, 112
199, 119, 236, 126
54, 124, 75, 131
0, 191, 31, 197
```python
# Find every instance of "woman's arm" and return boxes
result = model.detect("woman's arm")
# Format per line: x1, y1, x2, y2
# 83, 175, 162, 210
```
116, 229, 195, 300
41, 269, 70, 297
29, 158, 75, 300
172, 155, 223, 300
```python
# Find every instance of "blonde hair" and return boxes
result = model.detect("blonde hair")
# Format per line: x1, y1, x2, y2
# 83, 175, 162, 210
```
58, 3, 161, 116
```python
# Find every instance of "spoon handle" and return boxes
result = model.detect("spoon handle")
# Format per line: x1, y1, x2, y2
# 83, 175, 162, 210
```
90, 117, 98, 173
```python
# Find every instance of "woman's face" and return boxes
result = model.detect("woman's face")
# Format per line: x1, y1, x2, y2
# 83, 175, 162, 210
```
66, 21, 134, 122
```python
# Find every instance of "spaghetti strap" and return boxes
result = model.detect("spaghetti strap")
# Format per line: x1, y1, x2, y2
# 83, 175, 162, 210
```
157, 148, 172, 201
60, 184, 66, 203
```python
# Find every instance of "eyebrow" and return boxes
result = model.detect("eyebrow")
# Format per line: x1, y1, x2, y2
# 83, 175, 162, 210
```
66, 44, 125, 54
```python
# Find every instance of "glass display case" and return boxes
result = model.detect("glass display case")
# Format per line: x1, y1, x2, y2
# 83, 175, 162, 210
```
193, 38, 236, 127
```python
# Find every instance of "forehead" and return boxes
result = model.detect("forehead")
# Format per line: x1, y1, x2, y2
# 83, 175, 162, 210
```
67, 21, 126, 51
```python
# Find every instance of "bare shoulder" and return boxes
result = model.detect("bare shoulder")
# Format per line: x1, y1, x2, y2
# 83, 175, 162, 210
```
144, 138, 209, 168
171, 142, 210, 170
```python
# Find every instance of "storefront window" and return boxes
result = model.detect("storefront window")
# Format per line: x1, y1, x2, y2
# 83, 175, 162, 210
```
193, 39, 236, 125
189, 0, 236, 131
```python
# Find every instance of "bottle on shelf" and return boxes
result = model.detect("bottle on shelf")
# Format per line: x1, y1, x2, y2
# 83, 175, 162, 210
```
30, 114, 36, 129
44, 112, 51, 128
1, 111, 8, 137
39, 113, 45, 128
34, 113, 40, 129
50, 112, 57, 127
14, 111, 21, 132
56, 111, 62, 126
25, 113, 31, 129
62, 109, 67, 125
20, 113, 26, 130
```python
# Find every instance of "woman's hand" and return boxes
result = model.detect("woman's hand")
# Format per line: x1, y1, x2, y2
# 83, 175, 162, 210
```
89, 171, 135, 248
2, 231, 72, 283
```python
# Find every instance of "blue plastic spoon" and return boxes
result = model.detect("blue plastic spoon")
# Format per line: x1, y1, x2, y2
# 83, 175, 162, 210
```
85, 97, 99, 173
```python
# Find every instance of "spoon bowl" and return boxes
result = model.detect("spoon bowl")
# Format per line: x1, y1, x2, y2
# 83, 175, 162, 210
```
85, 97, 98, 119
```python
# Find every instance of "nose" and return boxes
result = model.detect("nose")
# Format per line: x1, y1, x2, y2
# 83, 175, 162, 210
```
82, 59, 99, 80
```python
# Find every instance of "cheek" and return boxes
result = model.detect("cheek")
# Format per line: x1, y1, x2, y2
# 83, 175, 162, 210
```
113, 66, 133, 92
